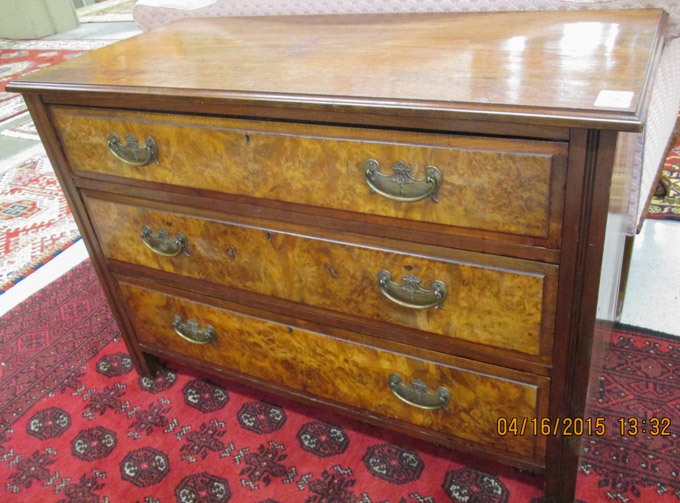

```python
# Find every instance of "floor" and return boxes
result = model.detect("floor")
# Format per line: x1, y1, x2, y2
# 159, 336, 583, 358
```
620, 219, 680, 334
0, 112, 40, 159
44, 21, 139, 40
1, 19, 679, 337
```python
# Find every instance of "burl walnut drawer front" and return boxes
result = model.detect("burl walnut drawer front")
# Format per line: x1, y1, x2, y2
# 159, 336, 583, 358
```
52, 106, 567, 246
118, 279, 548, 462
86, 196, 558, 359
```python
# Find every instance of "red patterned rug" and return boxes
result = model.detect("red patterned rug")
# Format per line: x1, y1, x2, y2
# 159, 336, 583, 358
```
0, 39, 111, 124
0, 38, 115, 294
0, 262, 678, 502
576, 325, 680, 502
0, 145, 80, 293
648, 137, 680, 222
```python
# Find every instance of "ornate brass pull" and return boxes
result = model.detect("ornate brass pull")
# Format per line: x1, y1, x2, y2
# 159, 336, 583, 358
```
108, 133, 159, 167
361, 159, 442, 203
140, 225, 187, 257
172, 315, 216, 345
388, 374, 451, 410
377, 270, 447, 310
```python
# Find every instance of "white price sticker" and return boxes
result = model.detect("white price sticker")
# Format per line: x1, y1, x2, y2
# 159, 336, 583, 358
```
594, 90, 634, 108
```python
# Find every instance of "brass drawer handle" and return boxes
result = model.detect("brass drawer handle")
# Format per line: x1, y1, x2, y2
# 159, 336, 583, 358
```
361, 159, 442, 203
108, 133, 159, 167
377, 270, 447, 310
140, 225, 187, 257
173, 315, 216, 345
388, 373, 451, 410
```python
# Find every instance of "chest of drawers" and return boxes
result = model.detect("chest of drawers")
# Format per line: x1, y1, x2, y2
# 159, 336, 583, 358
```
8, 9, 667, 501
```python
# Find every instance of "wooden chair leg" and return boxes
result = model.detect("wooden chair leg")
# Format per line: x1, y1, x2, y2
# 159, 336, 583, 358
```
616, 234, 635, 321
654, 174, 672, 198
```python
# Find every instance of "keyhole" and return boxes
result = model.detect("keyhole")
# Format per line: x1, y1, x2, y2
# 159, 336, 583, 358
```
226, 246, 236, 260
245, 134, 250, 145
266, 232, 272, 241
325, 263, 339, 278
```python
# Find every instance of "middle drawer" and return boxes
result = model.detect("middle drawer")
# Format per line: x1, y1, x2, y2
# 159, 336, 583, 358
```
85, 194, 558, 361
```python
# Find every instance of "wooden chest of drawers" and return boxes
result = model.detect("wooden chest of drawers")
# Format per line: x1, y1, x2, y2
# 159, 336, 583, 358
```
8, 9, 667, 501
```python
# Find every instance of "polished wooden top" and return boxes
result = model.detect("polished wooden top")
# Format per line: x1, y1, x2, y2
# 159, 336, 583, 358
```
9, 9, 667, 130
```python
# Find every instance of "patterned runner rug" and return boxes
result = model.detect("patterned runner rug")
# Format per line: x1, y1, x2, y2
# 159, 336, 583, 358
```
77, 0, 135, 23
648, 138, 680, 222
0, 39, 112, 124
0, 113, 39, 141
0, 146, 80, 293
0, 38, 112, 293
577, 324, 680, 502
0, 262, 678, 502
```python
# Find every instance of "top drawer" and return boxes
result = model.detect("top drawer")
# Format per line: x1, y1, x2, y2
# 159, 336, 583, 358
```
51, 106, 567, 247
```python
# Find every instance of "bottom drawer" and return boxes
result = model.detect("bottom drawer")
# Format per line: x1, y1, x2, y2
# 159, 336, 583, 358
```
117, 278, 549, 463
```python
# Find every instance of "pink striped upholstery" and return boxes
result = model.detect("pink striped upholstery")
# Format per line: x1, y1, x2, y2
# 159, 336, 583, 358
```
134, 1, 680, 38
630, 37, 680, 234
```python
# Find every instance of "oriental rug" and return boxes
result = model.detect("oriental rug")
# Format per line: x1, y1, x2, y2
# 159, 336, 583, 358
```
0, 263, 678, 502
648, 138, 680, 222
576, 324, 680, 502
0, 146, 80, 293
0, 39, 112, 124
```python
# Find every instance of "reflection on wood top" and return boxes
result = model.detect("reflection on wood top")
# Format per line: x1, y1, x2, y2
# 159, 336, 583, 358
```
9, 9, 667, 129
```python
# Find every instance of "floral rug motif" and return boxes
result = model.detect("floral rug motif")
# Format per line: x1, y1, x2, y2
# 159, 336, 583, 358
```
0, 146, 80, 293
648, 138, 680, 221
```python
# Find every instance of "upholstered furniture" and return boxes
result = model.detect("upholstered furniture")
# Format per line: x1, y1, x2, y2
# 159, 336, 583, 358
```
8, 9, 667, 502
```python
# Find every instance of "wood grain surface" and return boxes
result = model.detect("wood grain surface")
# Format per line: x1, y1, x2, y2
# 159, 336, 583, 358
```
52, 106, 567, 243
10, 10, 667, 130
86, 195, 557, 358
119, 279, 548, 462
